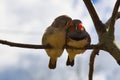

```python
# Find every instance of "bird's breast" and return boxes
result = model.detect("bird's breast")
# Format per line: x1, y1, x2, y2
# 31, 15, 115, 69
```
67, 38, 89, 48
47, 31, 66, 48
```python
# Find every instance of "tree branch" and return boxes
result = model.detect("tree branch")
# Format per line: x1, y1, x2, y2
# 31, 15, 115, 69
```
89, 49, 99, 80
83, 0, 106, 37
104, 41, 120, 65
108, 0, 120, 40
83, 0, 120, 80
105, 12, 120, 29
0, 40, 51, 49
0, 39, 99, 49
98, 32, 120, 65
117, 12, 120, 19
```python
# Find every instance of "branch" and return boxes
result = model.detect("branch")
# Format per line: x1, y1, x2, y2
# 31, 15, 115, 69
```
98, 32, 120, 65
105, 12, 120, 29
89, 49, 99, 80
108, 0, 120, 39
117, 12, 120, 19
104, 41, 120, 65
0, 40, 51, 49
0, 39, 99, 49
83, 0, 120, 80
83, 0, 106, 37
83, 0, 100, 25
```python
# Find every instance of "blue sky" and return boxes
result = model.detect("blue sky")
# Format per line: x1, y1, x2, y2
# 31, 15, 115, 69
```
92, 0, 99, 3
0, 0, 120, 80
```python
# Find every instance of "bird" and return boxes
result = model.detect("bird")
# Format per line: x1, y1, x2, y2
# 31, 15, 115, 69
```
66, 19, 91, 66
42, 15, 73, 69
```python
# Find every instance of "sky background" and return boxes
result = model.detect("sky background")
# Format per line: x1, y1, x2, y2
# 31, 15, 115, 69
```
0, 0, 120, 80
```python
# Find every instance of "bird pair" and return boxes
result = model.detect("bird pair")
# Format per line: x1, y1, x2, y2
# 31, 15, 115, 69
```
42, 15, 91, 69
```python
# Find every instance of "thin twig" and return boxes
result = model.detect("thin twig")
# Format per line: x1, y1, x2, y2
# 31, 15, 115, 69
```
108, 0, 120, 39
0, 40, 51, 49
89, 49, 99, 80
105, 12, 120, 29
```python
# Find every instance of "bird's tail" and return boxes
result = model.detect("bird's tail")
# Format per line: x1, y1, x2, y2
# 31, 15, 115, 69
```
49, 58, 57, 69
66, 56, 74, 66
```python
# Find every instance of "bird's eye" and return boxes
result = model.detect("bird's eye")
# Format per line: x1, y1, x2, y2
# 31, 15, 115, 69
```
77, 23, 84, 30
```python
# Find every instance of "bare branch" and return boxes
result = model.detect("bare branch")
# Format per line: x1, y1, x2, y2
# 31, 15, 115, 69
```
108, 0, 120, 39
83, 0, 120, 80
0, 39, 99, 49
105, 12, 120, 29
83, 0, 100, 25
83, 0, 106, 37
117, 12, 120, 19
89, 49, 99, 80
103, 41, 120, 65
0, 40, 51, 49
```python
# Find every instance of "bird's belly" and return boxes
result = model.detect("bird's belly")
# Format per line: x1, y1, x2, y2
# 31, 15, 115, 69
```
47, 31, 66, 48
67, 38, 89, 54
68, 49, 85, 53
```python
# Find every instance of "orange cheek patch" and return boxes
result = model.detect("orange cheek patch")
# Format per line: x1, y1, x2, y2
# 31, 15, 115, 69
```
78, 23, 83, 30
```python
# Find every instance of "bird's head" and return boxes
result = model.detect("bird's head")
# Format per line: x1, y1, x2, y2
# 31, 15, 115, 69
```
72, 19, 85, 31
67, 19, 90, 41
52, 15, 73, 30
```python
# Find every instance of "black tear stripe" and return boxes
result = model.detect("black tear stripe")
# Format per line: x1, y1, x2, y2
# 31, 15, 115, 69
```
67, 31, 88, 41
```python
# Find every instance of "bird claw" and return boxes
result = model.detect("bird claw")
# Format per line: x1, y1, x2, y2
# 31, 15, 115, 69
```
66, 57, 74, 67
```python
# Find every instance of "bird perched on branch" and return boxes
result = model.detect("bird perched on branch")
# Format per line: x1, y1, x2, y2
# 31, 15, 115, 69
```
42, 15, 73, 69
66, 19, 91, 66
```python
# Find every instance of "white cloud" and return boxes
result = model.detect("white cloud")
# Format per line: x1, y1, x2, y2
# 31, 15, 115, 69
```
94, 73, 106, 80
